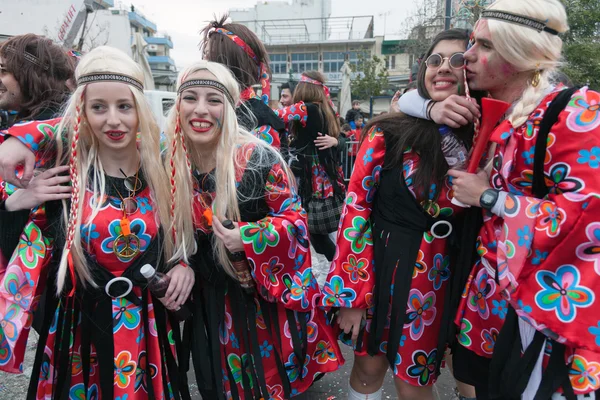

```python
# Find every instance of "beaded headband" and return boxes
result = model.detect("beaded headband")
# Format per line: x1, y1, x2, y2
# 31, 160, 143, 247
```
208, 27, 271, 105
178, 79, 235, 106
76, 73, 144, 91
4, 46, 50, 70
481, 10, 559, 35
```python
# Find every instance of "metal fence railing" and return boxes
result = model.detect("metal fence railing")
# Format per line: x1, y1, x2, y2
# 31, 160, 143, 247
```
341, 140, 359, 183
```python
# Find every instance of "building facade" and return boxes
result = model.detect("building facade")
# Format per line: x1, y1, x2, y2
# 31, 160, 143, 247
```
231, 8, 413, 104
0, 0, 177, 91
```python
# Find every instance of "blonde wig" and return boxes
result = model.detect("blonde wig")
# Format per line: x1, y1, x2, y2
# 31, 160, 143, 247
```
164, 60, 296, 280
485, 0, 569, 128
54, 46, 175, 294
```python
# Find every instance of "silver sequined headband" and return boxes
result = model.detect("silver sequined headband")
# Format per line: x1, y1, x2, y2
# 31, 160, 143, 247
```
481, 10, 559, 35
76, 73, 144, 91
178, 79, 235, 106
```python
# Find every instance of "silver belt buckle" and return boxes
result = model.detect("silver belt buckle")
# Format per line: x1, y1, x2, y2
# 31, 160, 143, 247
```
105, 277, 133, 298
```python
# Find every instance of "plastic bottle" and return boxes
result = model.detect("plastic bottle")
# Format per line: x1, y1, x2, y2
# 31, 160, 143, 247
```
140, 264, 192, 320
439, 125, 468, 170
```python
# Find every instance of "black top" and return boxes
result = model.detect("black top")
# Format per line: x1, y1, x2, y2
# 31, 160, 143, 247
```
289, 103, 344, 203
237, 97, 288, 155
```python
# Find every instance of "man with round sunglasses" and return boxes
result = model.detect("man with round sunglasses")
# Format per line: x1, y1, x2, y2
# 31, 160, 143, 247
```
400, 0, 600, 399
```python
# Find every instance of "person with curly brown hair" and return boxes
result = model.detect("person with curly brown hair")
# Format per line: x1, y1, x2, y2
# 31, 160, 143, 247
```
0, 34, 74, 129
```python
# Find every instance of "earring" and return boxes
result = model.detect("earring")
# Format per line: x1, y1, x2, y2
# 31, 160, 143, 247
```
531, 70, 541, 87
531, 64, 541, 88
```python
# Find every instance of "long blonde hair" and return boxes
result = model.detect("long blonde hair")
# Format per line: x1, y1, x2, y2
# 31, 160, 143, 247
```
54, 46, 174, 294
164, 60, 296, 279
486, 0, 568, 128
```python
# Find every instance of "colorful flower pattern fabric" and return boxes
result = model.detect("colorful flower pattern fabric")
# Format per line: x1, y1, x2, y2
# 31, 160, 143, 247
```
192, 145, 343, 399
458, 86, 600, 395
240, 88, 281, 149
322, 126, 462, 386
0, 119, 177, 399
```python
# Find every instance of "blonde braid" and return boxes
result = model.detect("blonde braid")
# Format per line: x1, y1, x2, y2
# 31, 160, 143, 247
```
507, 70, 551, 129
169, 101, 182, 238
57, 89, 85, 294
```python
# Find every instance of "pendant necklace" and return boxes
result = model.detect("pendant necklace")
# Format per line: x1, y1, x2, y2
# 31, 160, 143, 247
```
111, 168, 141, 261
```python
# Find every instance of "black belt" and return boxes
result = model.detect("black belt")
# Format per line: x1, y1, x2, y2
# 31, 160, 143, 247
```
364, 213, 453, 369
27, 238, 186, 400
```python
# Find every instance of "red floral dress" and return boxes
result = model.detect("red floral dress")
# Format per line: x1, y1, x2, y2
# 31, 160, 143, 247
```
456, 86, 600, 395
322, 125, 463, 386
190, 144, 343, 399
0, 119, 179, 399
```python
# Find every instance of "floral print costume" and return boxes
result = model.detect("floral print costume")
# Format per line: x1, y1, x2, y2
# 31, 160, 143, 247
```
0, 119, 182, 399
185, 144, 343, 400
456, 86, 600, 396
322, 125, 463, 386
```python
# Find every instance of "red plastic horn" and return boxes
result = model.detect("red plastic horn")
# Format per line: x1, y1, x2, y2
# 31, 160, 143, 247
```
467, 98, 511, 173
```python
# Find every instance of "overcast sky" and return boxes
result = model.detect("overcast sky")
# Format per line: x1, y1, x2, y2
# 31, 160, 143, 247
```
126, 0, 419, 68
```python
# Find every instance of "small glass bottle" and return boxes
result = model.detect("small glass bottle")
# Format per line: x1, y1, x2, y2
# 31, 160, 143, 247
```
140, 264, 192, 320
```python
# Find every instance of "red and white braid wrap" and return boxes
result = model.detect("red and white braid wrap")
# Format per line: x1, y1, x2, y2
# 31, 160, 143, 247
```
64, 89, 86, 296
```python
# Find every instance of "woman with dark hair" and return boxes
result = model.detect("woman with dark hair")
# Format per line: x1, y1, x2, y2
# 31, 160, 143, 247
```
0, 34, 74, 127
321, 29, 473, 400
289, 71, 346, 262
200, 15, 287, 151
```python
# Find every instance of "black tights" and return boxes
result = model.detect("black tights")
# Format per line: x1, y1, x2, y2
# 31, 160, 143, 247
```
309, 232, 336, 261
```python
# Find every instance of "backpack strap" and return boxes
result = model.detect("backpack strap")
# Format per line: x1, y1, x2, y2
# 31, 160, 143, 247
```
532, 86, 580, 198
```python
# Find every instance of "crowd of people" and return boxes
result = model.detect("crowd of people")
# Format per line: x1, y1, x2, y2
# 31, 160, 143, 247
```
0, 0, 599, 399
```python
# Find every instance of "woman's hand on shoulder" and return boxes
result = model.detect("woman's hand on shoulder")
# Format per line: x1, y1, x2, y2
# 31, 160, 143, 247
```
314, 132, 338, 150
160, 262, 195, 310
4, 165, 72, 211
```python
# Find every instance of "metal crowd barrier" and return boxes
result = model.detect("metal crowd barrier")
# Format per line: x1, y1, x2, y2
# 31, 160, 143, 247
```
341, 140, 359, 183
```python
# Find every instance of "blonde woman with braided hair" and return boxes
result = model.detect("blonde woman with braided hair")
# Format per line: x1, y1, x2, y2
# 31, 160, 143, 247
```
164, 60, 343, 400
0, 46, 194, 399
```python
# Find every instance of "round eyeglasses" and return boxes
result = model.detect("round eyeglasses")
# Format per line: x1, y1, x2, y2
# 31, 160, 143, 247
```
425, 53, 465, 69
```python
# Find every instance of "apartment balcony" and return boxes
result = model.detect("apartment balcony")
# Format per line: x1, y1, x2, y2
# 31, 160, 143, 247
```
145, 36, 173, 49
129, 11, 157, 33
147, 55, 176, 66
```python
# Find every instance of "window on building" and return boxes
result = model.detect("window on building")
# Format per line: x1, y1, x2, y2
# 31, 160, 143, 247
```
348, 50, 370, 67
323, 52, 345, 73
270, 53, 287, 74
391, 55, 396, 70
291, 53, 319, 73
